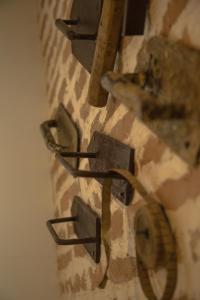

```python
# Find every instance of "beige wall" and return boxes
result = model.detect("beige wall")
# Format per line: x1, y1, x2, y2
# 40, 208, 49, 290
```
0, 1, 59, 299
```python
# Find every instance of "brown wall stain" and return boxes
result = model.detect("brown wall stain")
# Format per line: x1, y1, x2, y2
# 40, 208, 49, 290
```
58, 78, 67, 103
49, 71, 60, 104
71, 273, 87, 293
89, 264, 104, 290
62, 42, 71, 64
104, 97, 120, 124
75, 68, 88, 100
48, 30, 57, 61
111, 209, 123, 240
55, 171, 68, 193
93, 192, 101, 210
58, 228, 66, 239
54, 35, 65, 68
50, 158, 60, 177
161, 0, 189, 36
68, 57, 78, 80
109, 256, 137, 283
71, 274, 81, 293
47, 34, 65, 80
66, 100, 74, 115
110, 112, 135, 141
121, 37, 132, 52
140, 135, 166, 165
156, 166, 200, 210
80, 103, 90, 120
74, 245, 86, 258
57, 251, 73, 271
60, 181, 80, 213
65, 272, 87, 294
60, 190, 71, 214
90, 112, 102, 134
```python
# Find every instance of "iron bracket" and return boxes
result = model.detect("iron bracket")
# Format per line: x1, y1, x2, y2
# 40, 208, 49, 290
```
55, 0, 148, 72
40, 104, 135, 205
47, 196, 101, 263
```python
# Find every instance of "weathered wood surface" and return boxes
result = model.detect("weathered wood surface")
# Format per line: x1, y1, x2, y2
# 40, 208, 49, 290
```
87, 0, 125, 107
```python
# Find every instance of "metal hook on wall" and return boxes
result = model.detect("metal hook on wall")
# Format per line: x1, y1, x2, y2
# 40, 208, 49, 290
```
40, 104, 134, 205
47, 196, 101, 263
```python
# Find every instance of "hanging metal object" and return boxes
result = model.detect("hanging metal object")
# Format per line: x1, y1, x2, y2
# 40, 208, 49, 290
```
47, 196, 101, 263
40, 103, 79, 168
101, 36, 200, 166
40, 104, 134, 205
56, 0, 148, 73
56, 0, 102, 72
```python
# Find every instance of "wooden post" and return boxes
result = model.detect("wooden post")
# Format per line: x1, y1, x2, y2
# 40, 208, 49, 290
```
87, 0, 125, 107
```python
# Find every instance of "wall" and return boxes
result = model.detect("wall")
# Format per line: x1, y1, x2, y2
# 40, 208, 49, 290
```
0, 1, 59, 299
38, 0, 200, 300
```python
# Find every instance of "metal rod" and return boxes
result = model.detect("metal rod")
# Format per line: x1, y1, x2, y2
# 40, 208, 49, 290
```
55, 19, 96, 41
60, 151, 97, 158
63, 19, 79, 25
47, 219, 97, 246
49, 217, 78, 224
55, 237, 97, 246
56, 153, 123, 179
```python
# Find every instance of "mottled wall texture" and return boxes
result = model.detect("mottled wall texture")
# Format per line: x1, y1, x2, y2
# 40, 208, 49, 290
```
38, 1, 200, 299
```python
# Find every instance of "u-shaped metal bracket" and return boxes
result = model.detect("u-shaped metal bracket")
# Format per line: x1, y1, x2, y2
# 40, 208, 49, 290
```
40, 119, 95, 159
47, 217, 97, 245
40, 104, 134, 205
47, 196, 101, 263
40, 119, 124, 180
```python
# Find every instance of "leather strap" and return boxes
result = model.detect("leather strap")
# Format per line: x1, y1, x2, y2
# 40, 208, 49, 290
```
99, 169, 177, 300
